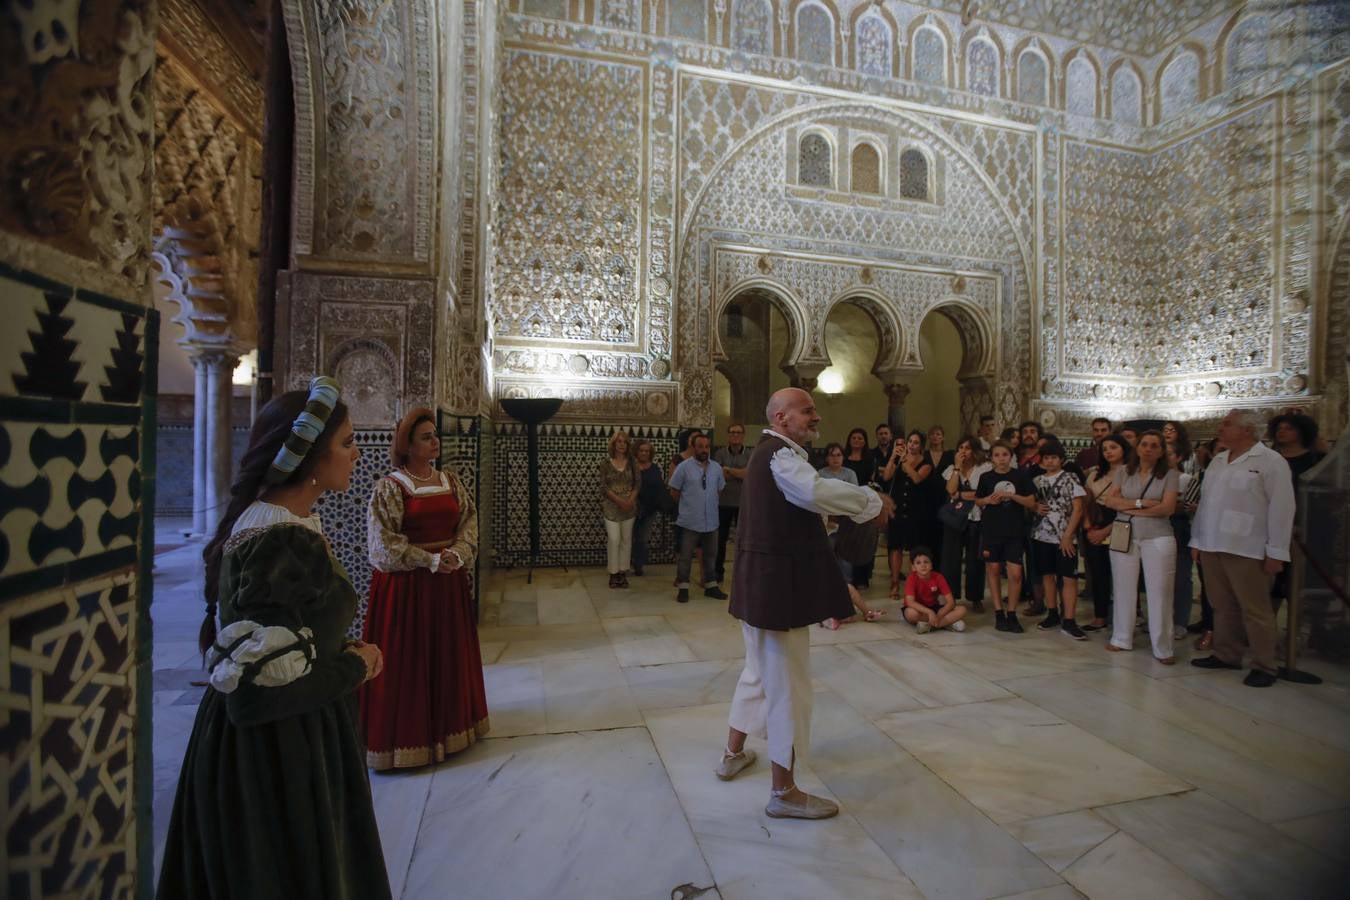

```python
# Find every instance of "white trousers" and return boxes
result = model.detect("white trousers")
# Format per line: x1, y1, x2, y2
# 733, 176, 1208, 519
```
1109, 534, 1176, 658
728, 622, 811, 771
604, 517, 634, 574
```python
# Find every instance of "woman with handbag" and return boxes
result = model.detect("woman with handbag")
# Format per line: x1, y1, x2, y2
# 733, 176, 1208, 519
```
880, 430, 934, 598
631, 439, 668, 576
940, 436, 990, 611
1080, 434, 1130, 633
600, 430, 638, 588
1100, 431, 1180, 663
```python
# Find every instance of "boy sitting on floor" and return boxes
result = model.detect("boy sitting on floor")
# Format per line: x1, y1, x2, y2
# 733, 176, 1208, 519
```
903, 548, 967, 633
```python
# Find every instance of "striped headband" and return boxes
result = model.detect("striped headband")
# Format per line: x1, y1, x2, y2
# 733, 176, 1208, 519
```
266, 376, 342, 484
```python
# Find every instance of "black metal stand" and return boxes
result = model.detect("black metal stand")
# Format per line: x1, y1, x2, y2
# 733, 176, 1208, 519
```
500, 398, 567, 583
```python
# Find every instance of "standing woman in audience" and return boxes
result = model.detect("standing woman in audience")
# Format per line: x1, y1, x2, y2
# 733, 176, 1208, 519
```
630, 439, 666, 576
923, 425, 956, 559
1162, 421, 1196, 476
1101, 430, 1180, 663
160, 379, 393, 898
363, 407, 487, 770
941, 436, 991, 611
881, 429, 934, 598
843, 427, 877, 588
1267, 412, 1324, 612
598, 430, 638, 589
1081, 434, 1130, 633
1168, 442, 1201, 639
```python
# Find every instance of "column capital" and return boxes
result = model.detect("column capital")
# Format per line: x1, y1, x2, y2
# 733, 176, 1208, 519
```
783, 363, 826, 392
883, 382, 911, 404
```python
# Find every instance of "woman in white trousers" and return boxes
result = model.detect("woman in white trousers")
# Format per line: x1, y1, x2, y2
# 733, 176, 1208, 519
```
600, 430, 637, 588
1101, 431, 1181, 663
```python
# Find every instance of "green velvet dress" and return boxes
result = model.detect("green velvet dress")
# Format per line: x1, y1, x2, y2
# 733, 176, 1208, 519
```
158, 514, 392, 899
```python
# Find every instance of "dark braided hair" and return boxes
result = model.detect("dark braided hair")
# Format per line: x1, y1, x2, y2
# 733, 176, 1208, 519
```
199, 391, 350, 657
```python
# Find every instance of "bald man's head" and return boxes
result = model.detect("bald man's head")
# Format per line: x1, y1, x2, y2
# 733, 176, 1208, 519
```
765, 387, 820, 444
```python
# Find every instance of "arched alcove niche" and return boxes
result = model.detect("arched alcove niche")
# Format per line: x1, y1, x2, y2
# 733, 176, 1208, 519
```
677, 102, 1032, 430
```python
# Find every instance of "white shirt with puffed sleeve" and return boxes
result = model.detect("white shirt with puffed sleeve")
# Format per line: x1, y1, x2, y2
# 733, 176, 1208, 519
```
762, 429, 882, 523
1189, 441, 1295, 562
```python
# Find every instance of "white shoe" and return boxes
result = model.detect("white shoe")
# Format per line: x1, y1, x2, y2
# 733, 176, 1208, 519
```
1173, 625, 1188, 640
715, 749, 756, 781
949, 620, 967, 632
916, 621, 932, 634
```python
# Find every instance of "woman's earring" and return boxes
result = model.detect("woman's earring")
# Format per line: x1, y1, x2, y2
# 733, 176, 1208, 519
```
311, 478, 318, 487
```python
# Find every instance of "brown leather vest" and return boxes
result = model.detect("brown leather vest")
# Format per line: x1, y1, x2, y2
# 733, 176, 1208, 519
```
729, 434, 854, 630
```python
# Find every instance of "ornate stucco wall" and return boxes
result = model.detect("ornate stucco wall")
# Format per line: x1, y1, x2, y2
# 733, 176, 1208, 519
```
480, 0, 1349, 436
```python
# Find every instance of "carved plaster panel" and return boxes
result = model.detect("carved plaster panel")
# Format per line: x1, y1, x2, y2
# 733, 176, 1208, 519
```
153, 53, 263, 347
281, 0, 436, 267
495, 376, 677, 421
278, 272, 435, 426
158, 0, 264, 131
493, 50, 645, 348
0, 0, 155, 299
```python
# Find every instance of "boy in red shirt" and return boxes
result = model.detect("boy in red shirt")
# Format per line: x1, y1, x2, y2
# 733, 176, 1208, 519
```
902, 548, 968, 633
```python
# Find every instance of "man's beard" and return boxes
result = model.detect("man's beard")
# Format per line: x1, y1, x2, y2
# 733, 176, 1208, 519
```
804, 427, 820, 442
695, 451, 709, 461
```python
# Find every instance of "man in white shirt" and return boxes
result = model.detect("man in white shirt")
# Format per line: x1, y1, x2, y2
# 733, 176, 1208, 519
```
1190, 409, 1296, 686
715, 388, 892, 819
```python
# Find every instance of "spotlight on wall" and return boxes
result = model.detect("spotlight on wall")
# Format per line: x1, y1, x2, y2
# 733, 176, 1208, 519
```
818, 369, 845, 395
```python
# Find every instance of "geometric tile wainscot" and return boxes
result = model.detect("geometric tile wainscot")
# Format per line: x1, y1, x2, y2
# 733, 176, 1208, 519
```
1, 264, 159, 898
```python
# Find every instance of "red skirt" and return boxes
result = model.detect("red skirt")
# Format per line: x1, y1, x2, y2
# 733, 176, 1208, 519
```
359, 567, 489, 770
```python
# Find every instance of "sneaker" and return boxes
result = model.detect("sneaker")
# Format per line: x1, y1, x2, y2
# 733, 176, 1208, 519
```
949, 620, 967, 632
1006, 613, 1024, 634
715, 748, 756, 781
1081, 621, 1108, 633
608, 574, 620, 589
704, 586, 729, 600
676, 588, 690, 603
1025, 599, 1047, 617
1061, 619, 1087, 641
915, 621, 932, 634
1244, 669, 1277, 688
1190, 655, 1241, 670
1173, 625, 1188, 640
995, 611, 1009, 632
1038, 610, 1062, 631
765, 790, 839, 820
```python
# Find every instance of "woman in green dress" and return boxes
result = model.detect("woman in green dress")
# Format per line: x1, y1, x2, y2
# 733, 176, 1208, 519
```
158, 378, 392, 899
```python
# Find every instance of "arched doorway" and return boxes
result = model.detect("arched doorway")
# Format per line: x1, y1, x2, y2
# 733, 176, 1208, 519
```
906, 311, 965, 440
714, 288, 799, 439
816, 300, 888, 444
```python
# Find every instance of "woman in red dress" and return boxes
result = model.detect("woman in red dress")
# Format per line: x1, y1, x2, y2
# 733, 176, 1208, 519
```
360, 407, 489, 770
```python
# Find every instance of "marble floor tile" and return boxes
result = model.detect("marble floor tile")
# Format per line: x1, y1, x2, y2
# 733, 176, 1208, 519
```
624, 658, 743, 711
644, 703, 922, 899
1060, 831, 1219, 899
847, 639, 1014, 708
369, 767, 434, 899
810, 696, 1066, 900
481, 661, 546, 737
541, 653, 643, 732
496, 599, 539, 626
477, 640, 505, 665
1008, 670, 1346, 823
672, 621, 750, 663
1003, 810, 1118, 873
535, 583, 599, 625
1030, 666, 1350, 802
991, 886, 1087, 900
1272, 806, 1350, 864
1166, 670, 1350, 752
874, 698, 1191, 823
403, 728, 713, 900
933, 636, 1106, 682
809, 644, 927, 718
603, 615, 698, 667
1095, 790, 1344, 899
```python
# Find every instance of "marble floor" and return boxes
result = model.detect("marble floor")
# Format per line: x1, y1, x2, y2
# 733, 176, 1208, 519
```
149, 530, 1350, 899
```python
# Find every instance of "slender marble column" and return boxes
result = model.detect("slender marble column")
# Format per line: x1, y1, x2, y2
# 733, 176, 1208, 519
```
204, 351, 239, 536
191, 355, 210, 536
883, 382, 911, 434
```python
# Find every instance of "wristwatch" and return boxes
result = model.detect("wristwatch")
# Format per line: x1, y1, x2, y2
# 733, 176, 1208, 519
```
1134, 498, 1143, 509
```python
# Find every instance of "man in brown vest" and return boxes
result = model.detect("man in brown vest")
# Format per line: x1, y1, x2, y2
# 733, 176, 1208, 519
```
715, 388, 893, 819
